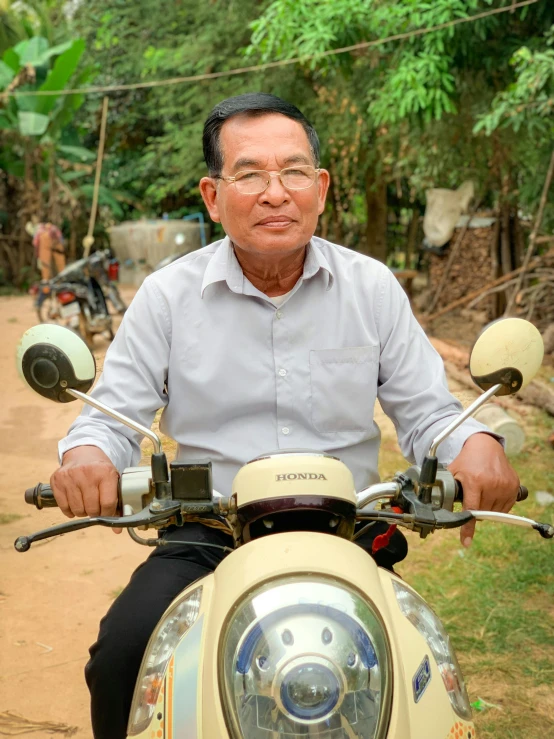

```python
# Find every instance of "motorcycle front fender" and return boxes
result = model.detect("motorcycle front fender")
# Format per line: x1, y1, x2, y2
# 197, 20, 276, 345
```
130, 532, 475, 739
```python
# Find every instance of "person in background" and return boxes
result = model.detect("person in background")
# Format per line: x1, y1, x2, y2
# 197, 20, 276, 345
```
28, 218, 66, 280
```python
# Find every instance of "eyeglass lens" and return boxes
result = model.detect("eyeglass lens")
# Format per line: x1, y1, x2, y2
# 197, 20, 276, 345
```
235, 167, 316, 194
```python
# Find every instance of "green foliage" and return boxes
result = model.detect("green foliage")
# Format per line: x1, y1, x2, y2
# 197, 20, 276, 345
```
246, 0, 554, 241
474, 26, 554, 136
2, 0, 553, 272
72, 0, 298, 214
0, 35, 87, 139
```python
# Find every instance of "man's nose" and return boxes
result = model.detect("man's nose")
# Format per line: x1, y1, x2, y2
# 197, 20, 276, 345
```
259, 173, 291, 205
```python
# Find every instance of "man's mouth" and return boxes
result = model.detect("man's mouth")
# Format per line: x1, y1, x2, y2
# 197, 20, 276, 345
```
257, 216, 294, 226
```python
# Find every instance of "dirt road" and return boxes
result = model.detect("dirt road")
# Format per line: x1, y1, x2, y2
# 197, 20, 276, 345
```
0, 289, 146, 737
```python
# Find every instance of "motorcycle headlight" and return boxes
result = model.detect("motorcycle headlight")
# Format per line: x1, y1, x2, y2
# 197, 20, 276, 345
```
220, 577, 392, 738
127, 586, 202, 736
392, 581, 472, 720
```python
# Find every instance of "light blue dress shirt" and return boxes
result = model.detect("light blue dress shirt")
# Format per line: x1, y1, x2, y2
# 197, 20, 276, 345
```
59, 236, 491, 494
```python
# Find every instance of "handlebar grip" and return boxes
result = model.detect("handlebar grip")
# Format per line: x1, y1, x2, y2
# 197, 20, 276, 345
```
24, 483, 58, 509
454, 481, 528, 503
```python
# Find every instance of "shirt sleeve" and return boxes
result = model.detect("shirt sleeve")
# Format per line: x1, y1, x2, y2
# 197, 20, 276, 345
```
58, 277, 171, 472
374, 267, 499, 465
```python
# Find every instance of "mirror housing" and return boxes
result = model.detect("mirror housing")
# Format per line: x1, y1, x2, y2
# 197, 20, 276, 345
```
16, 325, 96, 403
470, 318, 544, 396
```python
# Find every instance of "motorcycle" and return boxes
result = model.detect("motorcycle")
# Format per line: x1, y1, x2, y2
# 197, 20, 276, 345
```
15, 317, 552, 738
32, 249, 126, 344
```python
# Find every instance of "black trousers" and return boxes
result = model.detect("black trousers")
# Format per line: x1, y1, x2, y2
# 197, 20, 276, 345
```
85, 522, 407, 739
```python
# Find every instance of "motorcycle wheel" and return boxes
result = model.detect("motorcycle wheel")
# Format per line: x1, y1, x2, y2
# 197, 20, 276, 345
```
78, 306, 94, 348
107, 284, 126, 314
36, 293, 62, 325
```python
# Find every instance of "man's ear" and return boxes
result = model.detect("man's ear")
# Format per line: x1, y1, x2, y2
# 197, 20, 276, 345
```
199, 177, 221, 223
316, 169, 330, 215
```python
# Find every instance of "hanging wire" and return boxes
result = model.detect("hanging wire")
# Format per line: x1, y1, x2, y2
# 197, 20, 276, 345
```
5, 0, 540, 100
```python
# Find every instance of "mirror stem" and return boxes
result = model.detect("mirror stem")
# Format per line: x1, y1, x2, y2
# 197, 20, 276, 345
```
418, 382, 502, 504
428, 383, 502, 457
67, 389, 172, 501
66, 389, 162, 453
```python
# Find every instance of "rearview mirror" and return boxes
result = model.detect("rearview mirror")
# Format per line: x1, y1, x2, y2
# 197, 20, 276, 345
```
469, 318, 544, 396
16, 324, 96, 403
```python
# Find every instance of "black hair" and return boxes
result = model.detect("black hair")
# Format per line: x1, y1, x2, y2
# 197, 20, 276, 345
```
203, 92, 320, 176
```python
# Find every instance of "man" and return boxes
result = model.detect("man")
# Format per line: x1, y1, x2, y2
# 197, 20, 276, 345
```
53, 93, 519, 739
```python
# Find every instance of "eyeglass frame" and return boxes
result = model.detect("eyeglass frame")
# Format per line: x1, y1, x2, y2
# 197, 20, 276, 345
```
213, 165, 322, 194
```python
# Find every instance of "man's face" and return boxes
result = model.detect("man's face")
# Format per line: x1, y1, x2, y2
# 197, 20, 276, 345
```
200, 113, 330, 256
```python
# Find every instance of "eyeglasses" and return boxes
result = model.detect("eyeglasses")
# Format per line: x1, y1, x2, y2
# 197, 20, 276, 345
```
215, 165, 321, 195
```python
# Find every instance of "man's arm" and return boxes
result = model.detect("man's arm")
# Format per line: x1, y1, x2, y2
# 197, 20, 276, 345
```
54, 277, 171, 518
374, 267, 519, 543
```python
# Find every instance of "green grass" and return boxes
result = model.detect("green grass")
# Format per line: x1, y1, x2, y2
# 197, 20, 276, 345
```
0, 512, 24, 525
383, 409, 554, 739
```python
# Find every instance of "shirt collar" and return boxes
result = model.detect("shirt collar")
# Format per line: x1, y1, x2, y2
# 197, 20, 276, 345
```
201, 236, 334, 297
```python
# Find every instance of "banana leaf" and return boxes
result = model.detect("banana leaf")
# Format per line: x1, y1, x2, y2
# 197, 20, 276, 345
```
17, 110, 49, 136
57, 144, 96, 162
2, 48, 21, 73
34, 40, 85, 116
13, 37, 75, 68
0, 60, 15, 89
14, 36, 49, 66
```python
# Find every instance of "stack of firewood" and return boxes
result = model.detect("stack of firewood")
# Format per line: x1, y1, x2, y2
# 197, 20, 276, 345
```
496, 251, 554, 331
428, 226, 497, 317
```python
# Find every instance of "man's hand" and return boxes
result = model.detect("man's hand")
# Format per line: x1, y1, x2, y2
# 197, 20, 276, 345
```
448, 432, 520, 548
51, 446, 121, 533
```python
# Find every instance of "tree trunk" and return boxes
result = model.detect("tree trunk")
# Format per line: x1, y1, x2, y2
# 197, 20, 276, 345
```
498, 202, 513, 313
364, 166, 387, 262
405, 209, 419, 269
69, 212, 79, 261
48, 150, 60, 225
513, 210, 524, 268
17, 145, 34, 284
329, 186, 343, 245
489, 213, 501, 317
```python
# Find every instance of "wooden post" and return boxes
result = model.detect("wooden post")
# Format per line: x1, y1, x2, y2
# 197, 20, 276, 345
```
405, 209, 419, 270
84, 96, 110, 258
504, 148, 554, 316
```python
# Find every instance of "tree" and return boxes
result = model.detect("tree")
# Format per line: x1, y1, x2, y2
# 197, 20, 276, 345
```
247, 0, 554, 261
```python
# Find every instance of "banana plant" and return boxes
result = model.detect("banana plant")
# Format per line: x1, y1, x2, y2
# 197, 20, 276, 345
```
0, 35, 92, 140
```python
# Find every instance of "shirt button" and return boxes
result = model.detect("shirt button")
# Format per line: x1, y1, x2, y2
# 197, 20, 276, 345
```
282, 427, 290, 435
278, 368, 287, 377
275, 311, 283, 319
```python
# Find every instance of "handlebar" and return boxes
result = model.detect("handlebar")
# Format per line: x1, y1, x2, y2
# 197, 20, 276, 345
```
18, 475, 549, 553
25, 483, 58, 509
24, 479, 530, 512
454, 481, 528, 504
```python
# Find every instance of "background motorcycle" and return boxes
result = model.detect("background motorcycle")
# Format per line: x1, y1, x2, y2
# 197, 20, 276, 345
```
32, 249, 125, 344
14, 318, 552, 739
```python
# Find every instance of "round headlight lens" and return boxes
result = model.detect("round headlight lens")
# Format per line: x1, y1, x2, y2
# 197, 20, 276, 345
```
220, 577, 392, 739
281, 663, 340, 720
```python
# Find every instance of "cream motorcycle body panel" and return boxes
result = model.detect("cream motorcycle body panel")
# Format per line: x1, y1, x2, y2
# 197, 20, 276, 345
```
132, 532, 474, 739
232, 454, 357, 507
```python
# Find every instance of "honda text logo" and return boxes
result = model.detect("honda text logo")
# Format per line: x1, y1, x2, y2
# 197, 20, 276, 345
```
275, 473, 327, 481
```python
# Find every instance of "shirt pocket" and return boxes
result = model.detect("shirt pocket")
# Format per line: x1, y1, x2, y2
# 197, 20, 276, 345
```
310, 346, 379, 433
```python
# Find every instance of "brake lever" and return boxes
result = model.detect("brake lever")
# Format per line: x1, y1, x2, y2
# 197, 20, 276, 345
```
14, 503, 182, 552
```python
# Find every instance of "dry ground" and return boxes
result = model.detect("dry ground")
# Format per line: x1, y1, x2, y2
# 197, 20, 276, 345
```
0, 288, 145, 738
